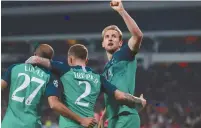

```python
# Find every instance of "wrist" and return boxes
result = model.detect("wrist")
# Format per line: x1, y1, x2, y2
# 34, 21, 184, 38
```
118, 9, 125, 15
134, 96, 142, 103
78, 117, 82, 124
35, 56, 42, 63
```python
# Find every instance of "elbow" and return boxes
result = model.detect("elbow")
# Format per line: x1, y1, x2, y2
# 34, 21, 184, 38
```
49, 101, 60, 111
49, 102, 56, 109
132, 28, 143, 39
118, 95, 126, 102
137, 32, 143, 41
48, 96, 59, 110
136, 28, 143, 37
115, 91, 126, 101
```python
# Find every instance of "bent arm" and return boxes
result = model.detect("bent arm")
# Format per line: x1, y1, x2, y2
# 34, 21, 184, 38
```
48, 96, 82, 124
114, 90, 142, 107
101, 76, 146, 108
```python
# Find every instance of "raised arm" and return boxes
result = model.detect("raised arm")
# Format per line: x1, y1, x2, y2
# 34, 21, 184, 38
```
111, 0, 143, 53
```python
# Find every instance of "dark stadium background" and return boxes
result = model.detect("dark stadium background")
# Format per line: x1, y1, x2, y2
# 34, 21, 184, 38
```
1, 1, 201, 128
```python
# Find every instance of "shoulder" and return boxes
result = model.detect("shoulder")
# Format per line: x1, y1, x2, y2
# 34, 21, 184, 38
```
7, 63, 22, 71
113, 43, 136, 61
51, 60, 70, 71
87, 67, 100, 75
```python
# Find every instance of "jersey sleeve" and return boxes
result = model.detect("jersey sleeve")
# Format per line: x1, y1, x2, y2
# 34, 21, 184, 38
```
114, 43, 136, 61
100, 75, 117, 95
45, 74, 61, 97
50, 61, 70, 77
1, 64, 16, 86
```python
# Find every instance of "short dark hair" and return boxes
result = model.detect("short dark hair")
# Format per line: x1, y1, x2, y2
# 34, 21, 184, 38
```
35, 44, 54, 59
68, 44, 88, 60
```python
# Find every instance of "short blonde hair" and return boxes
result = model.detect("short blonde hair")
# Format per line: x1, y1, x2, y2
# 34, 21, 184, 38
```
102, 25, 123, 40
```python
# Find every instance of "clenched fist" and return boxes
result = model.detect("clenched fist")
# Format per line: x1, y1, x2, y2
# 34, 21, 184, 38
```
110, 0, 124, 12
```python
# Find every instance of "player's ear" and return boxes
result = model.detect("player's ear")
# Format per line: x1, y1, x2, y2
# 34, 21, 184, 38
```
85, 58, 88, 65
68, 56, 73, 66
119, 40, 123, 47
70, 57, 74, 65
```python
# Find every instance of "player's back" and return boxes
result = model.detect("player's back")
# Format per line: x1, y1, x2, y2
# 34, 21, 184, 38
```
59, 66, 101, 128
2, 63, 51, 128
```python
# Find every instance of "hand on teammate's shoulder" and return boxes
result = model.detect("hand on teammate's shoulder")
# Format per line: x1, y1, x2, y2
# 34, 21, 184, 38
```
25, 56, 40, 64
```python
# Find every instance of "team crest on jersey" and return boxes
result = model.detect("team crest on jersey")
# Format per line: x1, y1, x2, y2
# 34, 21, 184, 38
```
53, 80, 58, 88
111, 58, 115, 64
106, 69, 113, 80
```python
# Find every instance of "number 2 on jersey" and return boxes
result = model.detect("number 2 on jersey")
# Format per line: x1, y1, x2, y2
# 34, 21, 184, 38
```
11, 73, 45, 105
75, 81, 91, 107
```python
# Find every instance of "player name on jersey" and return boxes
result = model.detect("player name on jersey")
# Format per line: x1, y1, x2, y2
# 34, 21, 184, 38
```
73, 72, 98, 84
25, 65, 44, 78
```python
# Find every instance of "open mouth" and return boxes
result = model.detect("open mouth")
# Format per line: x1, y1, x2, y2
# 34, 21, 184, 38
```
108, 43, 114, 46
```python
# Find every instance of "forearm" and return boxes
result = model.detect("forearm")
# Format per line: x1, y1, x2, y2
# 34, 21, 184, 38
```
118, 10, 143, 37
121, 93, 142, 107
115, 90, 142, 108
37, 57, 52, 69
124, 93, 141, 104
51, 100, 81, 124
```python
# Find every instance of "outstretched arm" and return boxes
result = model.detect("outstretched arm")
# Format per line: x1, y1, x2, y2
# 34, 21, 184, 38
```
114, 90, 146, 108
25, 56, 69, 76
101, 76, 146, 109
25, 56, 51, 69
111, 0, 143, 53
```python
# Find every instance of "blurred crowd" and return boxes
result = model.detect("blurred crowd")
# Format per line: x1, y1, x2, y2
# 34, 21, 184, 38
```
136, 63, 201, 128
2, 62, 201, 128
2, 1, 201, 127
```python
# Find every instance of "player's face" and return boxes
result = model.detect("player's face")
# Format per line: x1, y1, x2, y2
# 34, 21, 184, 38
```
102, 30, 123, 54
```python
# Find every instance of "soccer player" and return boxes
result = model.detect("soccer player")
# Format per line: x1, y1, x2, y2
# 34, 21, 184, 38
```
25, 44, 146, 128
100, 0, 144, 127
1, 44, 96, 128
